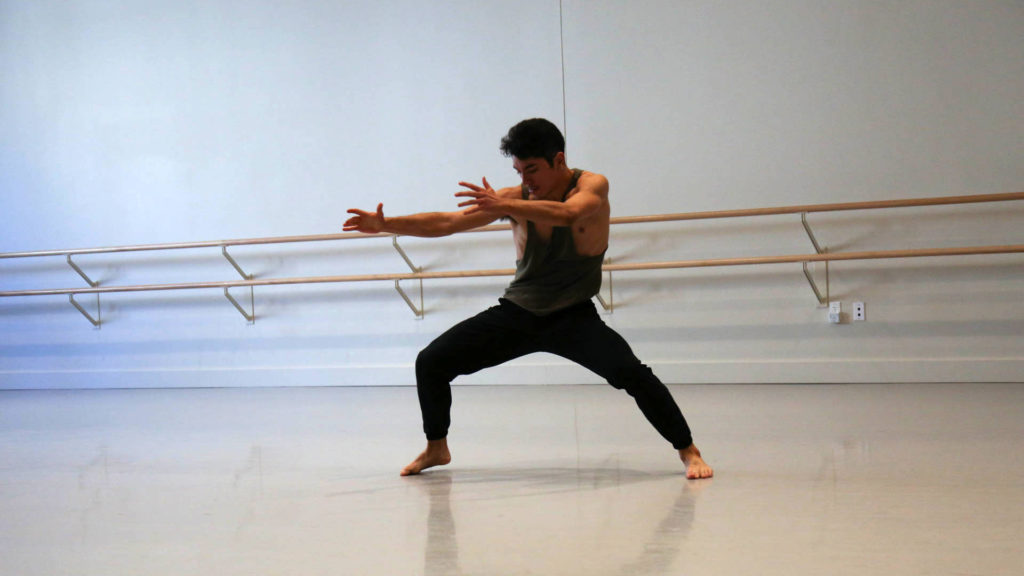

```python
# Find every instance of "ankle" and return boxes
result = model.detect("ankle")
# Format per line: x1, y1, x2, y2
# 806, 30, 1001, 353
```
679, 444, 702, 459
426, 438, 449, 452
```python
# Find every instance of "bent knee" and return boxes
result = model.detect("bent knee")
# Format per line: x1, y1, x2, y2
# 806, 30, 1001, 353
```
416, 345, 442, 374
416, 342, 460, 380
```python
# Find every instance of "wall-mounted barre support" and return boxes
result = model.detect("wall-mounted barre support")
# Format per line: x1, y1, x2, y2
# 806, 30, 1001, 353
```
801, 213, 824, 255
393, 236, 421, 273
69, 294, 101, 327
66, 255, 102, 326
802, 261, 828, 305
224, 286, 255, 323
222, 246, 253, 280
395, 279, 424, 318
67, 254, 98, 287
392, 237, 423, 316
595, 258, 614, 313
799, 213, 828, 304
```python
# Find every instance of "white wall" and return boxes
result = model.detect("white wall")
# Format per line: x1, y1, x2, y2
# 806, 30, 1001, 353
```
1, 0, 1022, 389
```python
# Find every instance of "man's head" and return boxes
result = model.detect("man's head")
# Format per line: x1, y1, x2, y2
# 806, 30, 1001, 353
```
500, 118, 565, 167
501, 118, 569, 197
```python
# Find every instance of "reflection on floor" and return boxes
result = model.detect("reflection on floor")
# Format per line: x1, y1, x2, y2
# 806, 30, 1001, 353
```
1, 383, 1022, 575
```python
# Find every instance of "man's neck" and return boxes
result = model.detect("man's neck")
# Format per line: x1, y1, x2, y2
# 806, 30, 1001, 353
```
540, 166, 575, 201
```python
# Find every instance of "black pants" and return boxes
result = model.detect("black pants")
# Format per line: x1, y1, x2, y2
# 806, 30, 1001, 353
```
415, 298, 694, 450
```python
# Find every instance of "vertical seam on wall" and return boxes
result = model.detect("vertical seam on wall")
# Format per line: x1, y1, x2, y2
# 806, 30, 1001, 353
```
559, 0, 568, 144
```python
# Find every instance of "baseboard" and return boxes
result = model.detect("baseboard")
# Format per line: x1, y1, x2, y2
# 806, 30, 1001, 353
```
2, 357, 1022, 389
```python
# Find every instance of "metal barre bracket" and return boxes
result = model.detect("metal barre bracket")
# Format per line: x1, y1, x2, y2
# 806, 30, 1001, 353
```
224, 286, 255, 324
222, 246, 253, 280
392, 236, 421, 273
69, 294, 101, 328
395, 279, 424, 318
222, 246, 256, 322
799, 213, 828, 305
801, 212, 824, 255
392, 236, 424, 317
66, 255, 102, 327
67, 254, 98, 287
802, 260, 829, 306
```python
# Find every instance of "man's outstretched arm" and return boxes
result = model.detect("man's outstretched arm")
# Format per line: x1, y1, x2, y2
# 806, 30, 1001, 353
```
343, 200, 507, 238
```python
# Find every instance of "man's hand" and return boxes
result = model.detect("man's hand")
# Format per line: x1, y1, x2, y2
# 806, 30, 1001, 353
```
455, 178, 507, 216
344, 203, 386, 233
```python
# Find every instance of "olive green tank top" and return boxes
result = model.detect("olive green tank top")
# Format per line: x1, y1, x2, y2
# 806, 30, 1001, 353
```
502, 168, 606, 316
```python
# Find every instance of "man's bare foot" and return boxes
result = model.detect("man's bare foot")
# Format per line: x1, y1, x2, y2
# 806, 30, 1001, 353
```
400, 438, 452, 476
679, 444, 713, 479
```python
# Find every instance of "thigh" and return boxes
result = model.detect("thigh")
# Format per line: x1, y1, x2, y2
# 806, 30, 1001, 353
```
422, 301, 541, 375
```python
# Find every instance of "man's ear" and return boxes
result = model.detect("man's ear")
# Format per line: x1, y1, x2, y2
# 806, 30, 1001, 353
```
553, 151, 567, 169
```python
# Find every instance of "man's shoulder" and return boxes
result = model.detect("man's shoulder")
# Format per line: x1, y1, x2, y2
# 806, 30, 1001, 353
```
575, 168, 607, 182
575, 170, 609, 194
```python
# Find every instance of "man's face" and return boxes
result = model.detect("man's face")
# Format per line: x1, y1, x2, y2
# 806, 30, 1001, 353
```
513, 154, 564, 198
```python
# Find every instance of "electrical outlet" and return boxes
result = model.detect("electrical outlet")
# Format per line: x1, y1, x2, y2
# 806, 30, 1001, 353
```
853, 301, 865, 321
828, 301, 841, 324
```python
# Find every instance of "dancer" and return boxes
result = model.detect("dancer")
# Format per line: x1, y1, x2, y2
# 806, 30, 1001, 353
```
344, 118, 712, 479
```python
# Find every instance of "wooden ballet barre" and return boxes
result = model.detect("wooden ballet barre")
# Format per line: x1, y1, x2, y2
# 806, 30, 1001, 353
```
601, 244, 1024, 272
3, 244, 1023, 299
2, 190, 1021, 324
606, 191, 1024, 225
0, 269, 521, 297
2, 191, 1021, 260
0, 231, 386, 260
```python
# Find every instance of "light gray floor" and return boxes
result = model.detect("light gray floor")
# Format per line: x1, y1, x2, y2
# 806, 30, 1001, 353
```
1, 383, 1022, 576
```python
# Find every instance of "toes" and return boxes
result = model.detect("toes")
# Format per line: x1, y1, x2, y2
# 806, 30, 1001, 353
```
686, 464, 714, 479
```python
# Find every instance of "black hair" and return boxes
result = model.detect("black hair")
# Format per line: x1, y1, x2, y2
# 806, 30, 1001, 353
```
499, 118, 565, 166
